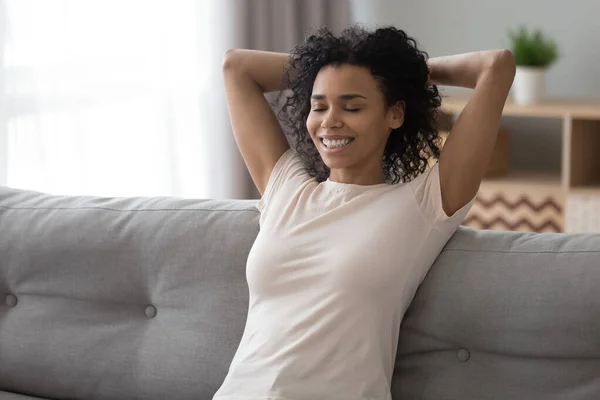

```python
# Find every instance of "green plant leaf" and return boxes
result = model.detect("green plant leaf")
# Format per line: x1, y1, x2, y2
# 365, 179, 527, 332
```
507, 26, 558, 67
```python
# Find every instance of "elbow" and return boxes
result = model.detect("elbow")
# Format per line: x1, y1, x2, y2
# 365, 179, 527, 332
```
491, 49, 516, 78
479, 49, 515, 87
222, 48, 243, 72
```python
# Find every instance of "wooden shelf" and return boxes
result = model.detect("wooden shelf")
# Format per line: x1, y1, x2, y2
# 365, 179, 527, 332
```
482, 171, 562, 189
442, 95, 600, 119
440, 94, 600, 232
568, 186, 600, 195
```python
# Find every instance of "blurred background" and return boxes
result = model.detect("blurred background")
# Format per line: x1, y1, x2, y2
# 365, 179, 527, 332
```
1, 0, 599, 232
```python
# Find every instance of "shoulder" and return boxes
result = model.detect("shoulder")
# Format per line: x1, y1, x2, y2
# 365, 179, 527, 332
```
407, 161, 475, 233
256, 148, 313, 213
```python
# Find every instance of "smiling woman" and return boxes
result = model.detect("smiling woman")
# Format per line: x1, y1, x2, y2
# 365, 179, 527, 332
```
216, 23, 513, 400
306, 64, 404, 185
281, 26, 441, 186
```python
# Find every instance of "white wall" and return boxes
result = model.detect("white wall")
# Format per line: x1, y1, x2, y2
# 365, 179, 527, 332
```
350, 0, 600, 172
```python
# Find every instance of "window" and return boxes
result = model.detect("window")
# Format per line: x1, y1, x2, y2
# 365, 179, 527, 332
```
2, 0, 213, 197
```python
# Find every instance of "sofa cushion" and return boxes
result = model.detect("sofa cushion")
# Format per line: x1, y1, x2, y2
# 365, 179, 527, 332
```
0, 186, 258, 400
0, 391, 50, 400
393, 227, 600, 399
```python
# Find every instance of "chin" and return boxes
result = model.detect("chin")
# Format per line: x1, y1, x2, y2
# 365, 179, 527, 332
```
319, 154, 351, 170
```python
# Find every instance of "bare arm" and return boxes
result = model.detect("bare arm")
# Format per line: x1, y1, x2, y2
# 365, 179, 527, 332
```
427, 49, 516, 216
221, 49, 292, 195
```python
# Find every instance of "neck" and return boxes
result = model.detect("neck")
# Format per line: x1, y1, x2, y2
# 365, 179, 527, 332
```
328, 164, 386, 186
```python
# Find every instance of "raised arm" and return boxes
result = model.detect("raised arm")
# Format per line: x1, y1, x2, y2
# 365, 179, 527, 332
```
221, 50, 291, 195
428, 49, 516, 216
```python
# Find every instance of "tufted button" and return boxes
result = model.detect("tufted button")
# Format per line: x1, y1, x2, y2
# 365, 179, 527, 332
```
5, 293, 18, 307
457, 348, 470, 362
145, 305, 157, 318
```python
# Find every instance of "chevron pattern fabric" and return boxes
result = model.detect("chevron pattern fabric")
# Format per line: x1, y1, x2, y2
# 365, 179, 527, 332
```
462, 192, 564, 233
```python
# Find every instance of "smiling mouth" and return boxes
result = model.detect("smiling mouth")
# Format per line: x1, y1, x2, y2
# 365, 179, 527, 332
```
320, 137, 355, 149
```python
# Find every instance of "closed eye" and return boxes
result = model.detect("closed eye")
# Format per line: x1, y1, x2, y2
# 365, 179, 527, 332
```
311, 108, 361, 113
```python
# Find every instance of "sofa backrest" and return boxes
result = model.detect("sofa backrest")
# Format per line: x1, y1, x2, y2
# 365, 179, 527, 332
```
0, 187, 258, 399
395, 227, 600, 399
2, 186, 600, 399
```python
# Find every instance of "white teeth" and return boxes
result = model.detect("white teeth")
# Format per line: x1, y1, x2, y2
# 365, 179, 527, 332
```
322, 138, 352, 149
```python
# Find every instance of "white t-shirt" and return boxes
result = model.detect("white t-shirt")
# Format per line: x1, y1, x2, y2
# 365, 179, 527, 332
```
213, 149, 475, 400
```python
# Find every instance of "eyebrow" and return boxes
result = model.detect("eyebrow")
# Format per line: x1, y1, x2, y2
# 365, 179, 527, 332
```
310, 94, 368, 100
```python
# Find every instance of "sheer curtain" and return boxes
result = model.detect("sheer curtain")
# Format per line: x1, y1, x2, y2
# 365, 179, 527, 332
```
1, 0, 350, 199
2, 0, 213, 198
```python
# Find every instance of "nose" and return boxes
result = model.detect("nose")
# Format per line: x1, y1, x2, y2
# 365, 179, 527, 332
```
320, 110, 343, 129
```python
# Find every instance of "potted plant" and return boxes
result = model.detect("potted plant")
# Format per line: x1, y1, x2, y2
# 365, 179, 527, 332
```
507, 26, 558, 105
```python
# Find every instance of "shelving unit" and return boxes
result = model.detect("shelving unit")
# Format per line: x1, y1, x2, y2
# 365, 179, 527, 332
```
440, 95, 600, 233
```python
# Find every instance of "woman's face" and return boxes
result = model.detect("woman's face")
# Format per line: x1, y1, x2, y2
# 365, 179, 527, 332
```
306, 64, 404, 184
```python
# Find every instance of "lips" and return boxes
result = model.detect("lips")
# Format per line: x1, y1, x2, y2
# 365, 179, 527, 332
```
318, 135, 355, 145
322, 137, 353, 147
318, 135, 355, 141
317, 136, 355, 153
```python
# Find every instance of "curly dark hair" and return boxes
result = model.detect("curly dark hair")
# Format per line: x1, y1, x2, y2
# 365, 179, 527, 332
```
276, 24, 443, 184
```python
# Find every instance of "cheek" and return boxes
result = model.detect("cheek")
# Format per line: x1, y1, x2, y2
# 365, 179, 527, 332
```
351, 114, 388, 141
305, 113, 319, 136
348, 114, 374, 135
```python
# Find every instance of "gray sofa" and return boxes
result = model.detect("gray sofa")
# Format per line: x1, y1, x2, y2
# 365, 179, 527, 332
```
1, 185, 599, 400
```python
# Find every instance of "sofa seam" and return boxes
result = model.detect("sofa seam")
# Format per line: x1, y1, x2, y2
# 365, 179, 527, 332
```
443, 248, 600, 254
0, 205, 260, 213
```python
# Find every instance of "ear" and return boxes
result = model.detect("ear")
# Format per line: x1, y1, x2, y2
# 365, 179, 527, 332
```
389, 101, 405, 130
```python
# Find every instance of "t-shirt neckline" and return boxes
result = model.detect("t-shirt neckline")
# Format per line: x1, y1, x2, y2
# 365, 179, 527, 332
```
323, 178, 391, 192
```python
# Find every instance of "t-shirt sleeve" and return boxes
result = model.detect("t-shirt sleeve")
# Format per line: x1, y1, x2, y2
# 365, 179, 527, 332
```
408, 161, 476, 234
256, 148, 310, 213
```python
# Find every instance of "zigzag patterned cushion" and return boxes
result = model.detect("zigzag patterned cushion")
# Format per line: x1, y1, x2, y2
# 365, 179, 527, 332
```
463, 191, 563, 232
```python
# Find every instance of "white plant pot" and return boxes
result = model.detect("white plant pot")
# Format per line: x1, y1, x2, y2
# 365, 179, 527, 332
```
512, 67, 547, 105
